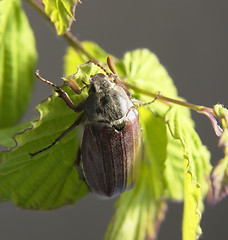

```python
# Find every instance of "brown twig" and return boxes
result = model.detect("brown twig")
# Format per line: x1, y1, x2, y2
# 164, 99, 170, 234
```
125, 82, 215, 115
26, 0, 95, 60
26, 0, 216, 118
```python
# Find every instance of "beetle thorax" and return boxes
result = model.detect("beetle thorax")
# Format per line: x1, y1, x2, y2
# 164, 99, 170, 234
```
84, 73, 134, 128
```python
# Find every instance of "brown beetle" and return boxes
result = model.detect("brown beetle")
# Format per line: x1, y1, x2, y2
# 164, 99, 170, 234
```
31, 57, 144, 198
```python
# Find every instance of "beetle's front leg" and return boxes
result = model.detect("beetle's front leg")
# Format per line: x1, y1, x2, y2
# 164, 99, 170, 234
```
35, 70, 85, 112
55, 89, 85, 112
30, 114, 85, 157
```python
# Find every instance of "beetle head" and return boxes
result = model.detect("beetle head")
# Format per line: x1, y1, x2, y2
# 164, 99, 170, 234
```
89, 73, 115, 93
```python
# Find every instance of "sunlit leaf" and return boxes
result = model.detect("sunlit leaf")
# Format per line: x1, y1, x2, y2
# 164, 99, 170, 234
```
165, 106, 211, 240
64, 41, 110, 76
183, 159, 202, 240
0, 121, 31, 148
0, 0, 37, 127
0, 43, 212, 240
114, 49, 211, 240
43, 0, 79, 35
0, 65, 101, 209
105, 109, 167, 240
0, 42, 109, 209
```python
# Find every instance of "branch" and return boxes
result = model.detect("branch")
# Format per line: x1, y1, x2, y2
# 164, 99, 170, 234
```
26, 0, 223, 138
125, 82, 214, 114
26, 0, 95, 60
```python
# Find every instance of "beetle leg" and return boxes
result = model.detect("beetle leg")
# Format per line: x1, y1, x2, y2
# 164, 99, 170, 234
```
55, 89, 86, 112
132, 92, 162, 107
112, 76, 132, 97
30, 114, 85, 157
75, 148, 85, 181
55, 89, 80, 111
36, 70, 84, 112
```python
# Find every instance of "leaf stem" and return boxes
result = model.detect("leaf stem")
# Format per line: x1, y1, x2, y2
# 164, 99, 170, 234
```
125, 82, 215, 115
26, 0, 95, 60
25, 0, 215, 118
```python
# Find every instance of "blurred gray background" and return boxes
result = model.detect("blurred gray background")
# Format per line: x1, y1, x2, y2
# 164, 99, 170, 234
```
1, 0, 228, 239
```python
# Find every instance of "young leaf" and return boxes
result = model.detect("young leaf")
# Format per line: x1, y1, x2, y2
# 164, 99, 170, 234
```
0, 43, 212, 240
210, 104, 228, 203
64, 41, 110, 75
0, 43, 109, 209
166, 106, 211, 240
43, 0, 79, 35
0, 121, 31, 148
105, 109, 167, 240
183, 159, 202, 240
0, 0, 37, 127
115, 48, 212, 240
210, 155, 228, 203
0, 64, 101, 209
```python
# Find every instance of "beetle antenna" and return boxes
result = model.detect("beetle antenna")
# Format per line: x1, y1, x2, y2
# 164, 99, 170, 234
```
87, 57, 119, 77
35, 70, 59, 89
87, 60, 110, 76
107, 56, 117, 75
36, 70, 82, 112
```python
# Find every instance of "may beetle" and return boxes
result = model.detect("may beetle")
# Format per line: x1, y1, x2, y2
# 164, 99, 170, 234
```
31, 57, 155, 198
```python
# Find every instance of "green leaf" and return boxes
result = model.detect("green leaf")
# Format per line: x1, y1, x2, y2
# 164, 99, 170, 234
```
0, 0, 37, 127
64, 41, 110, 76
0, 42, 212, 240
183, 160, 202, 240
43, 0, 79, 35
0, 66, 97, 209
116, 49, 187, 200
138, 107, 167, 199
0, 42, 108, 209
115, 49, 211, 239
105, 109, 167, 240
165, 106, 211, 240
0, 121, 31, 148
116, 49, 178, 100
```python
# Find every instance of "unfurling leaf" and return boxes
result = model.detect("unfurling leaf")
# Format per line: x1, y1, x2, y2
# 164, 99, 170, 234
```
210, 156, 228, 204
209, 104, 228, 203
